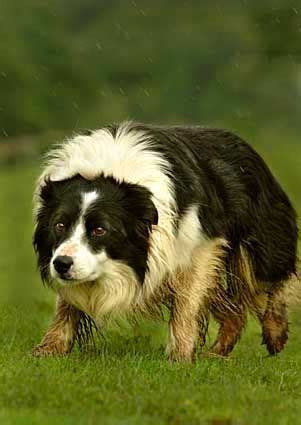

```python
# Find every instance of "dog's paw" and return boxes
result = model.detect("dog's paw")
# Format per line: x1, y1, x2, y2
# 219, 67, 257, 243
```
167, 350, 196, 363
201, 351, 230, 360
31, 341, 69, 357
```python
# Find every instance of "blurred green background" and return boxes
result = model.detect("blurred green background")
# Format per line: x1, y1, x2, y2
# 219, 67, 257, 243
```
1, 0, 301, 158
0, 2, 301, 424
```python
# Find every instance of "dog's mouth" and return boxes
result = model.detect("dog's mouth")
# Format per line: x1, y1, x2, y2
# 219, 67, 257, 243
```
53, 271, 99, 286
55, 276, 78, 286
59, 271, 74, 281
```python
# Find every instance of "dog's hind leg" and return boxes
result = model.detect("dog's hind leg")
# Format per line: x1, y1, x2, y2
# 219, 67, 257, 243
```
208, 245, 256, 357
166, 238, 227, 362
32, 296, 81, 357
260, 287, 289, 355
248, 288, 288, 354
209, 302, 247, 357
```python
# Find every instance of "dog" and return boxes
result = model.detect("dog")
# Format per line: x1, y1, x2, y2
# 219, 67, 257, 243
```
32, 122, 298, 360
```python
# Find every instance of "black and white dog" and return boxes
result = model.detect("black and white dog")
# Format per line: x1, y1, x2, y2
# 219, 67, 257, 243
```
33, 122, 298, 360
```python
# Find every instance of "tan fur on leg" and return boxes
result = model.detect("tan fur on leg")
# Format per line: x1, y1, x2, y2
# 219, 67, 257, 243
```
32, 296, 81, 357
261, 288, 288, 355
251, 292, 268, 323
167, 238, 227, 362
210, 307, 247, 356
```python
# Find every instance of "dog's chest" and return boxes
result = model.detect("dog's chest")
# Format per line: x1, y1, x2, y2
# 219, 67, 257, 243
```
58, 283, 107, 324
57, 277, 138, 324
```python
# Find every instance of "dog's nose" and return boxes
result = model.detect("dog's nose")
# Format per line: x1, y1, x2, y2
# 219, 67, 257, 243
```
53, 255, 73, 275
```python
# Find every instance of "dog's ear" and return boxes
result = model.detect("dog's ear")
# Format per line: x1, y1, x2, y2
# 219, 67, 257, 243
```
142, 196, 158, 227
39, 177, 57, 203
125, 185, 158, 227
33, 195, 53, 283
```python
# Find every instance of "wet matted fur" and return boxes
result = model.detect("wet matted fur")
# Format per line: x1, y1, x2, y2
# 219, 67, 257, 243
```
32, 122, 298, 360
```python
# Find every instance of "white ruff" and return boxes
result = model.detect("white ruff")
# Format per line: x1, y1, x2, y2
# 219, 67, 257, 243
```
34, 122, 205, 320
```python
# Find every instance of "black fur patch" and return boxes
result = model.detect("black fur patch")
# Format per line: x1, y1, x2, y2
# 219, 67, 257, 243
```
125, 124, 298, 285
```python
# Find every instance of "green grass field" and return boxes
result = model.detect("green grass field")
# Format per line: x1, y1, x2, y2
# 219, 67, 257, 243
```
0, 144, 301, 425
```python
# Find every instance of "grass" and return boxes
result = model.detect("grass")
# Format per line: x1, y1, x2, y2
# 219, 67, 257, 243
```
0, 142, 301, 425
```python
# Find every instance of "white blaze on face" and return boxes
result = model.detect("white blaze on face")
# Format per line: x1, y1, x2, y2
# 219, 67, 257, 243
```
81, 191, 99, 212
50, 191, 109, 284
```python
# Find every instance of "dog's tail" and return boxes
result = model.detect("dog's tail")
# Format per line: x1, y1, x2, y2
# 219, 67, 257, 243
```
210, 243, 260, 319
225, 244, 259, 310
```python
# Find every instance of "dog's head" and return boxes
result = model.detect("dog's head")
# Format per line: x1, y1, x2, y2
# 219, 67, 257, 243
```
33, 174, 158, 286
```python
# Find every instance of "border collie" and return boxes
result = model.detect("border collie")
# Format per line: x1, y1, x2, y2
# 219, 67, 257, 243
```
32, 122, 298, 360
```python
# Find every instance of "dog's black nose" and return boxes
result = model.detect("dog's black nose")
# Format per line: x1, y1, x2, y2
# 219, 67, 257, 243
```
53, 255, 73, 275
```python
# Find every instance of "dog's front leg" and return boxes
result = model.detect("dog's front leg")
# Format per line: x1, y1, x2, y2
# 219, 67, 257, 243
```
32, 296, 80, 357
167, 285, 200, 362
166, 238, 227, 362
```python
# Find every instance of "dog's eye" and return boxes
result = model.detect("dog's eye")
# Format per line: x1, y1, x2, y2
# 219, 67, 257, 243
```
55, 222, 65, 232
91, 227, 106, 237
